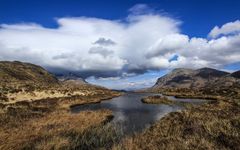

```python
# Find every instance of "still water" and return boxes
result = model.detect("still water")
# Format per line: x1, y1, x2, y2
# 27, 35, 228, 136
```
71, 93, 207, 135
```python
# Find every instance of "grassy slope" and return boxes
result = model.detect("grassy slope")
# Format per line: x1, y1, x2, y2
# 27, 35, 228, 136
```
1, 61, 239, 149
0, 61, 123, 149
0, 61, 58, 86
0, 61, 121, 104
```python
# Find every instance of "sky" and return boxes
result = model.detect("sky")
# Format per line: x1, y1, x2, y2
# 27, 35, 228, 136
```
0, 0, 240, 90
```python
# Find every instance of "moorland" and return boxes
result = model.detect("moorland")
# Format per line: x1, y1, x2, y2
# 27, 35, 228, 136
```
0, 61, 239, 149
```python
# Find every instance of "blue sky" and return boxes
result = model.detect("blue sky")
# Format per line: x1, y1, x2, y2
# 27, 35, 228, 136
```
1, 0, 240, 37
0, 0, 240, 90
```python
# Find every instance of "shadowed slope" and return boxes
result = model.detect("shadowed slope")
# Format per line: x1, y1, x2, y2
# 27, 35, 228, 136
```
153, 67, 231, 89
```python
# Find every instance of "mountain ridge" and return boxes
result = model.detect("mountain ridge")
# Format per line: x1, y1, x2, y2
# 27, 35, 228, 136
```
153, 67, 238, 89
0, 61, 113, 103
0, 61, 59, 87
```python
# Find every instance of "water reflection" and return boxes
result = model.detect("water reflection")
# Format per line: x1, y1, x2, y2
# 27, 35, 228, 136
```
71, 93, 206, 135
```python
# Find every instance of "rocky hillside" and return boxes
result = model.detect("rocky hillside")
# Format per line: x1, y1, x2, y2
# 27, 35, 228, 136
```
0, 61, 115, 103
153, 67, 239, 89
0, 61, 59, 88
57, 73, 88, 84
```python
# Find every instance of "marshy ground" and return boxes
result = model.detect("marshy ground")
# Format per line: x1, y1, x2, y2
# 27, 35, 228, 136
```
114, 100, 240, 150
1, 89, 240, 150
0, 90, 122, 150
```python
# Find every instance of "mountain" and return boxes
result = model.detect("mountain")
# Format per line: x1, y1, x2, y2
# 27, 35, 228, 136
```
195, 67, 229, 78
0, 61, 113, 103
0, 61, 59, 87
62, 79, 87, 86
231, 70, 240, 79
56, 72, 87, 83
153, 67, 230, 89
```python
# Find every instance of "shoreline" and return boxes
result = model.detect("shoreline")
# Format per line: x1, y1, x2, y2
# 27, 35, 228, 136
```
69, 93, 123, 109
114, 99, 240, 149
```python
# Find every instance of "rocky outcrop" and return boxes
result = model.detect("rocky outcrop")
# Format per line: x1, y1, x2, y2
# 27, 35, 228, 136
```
153, 67, 231, 89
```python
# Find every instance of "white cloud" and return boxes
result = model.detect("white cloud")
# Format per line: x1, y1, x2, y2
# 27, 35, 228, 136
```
93, 37, 116, 46
0, 4, 240, 78
209, 20, 240, 38
87, 76, 157, 90
88, 47, 114, 57
146, 34, 189, 58
128, 4, 153, 15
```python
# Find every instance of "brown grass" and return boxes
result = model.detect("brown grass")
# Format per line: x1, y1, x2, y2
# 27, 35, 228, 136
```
174, 95, 219, 100
1, 68, 240, 150
0, 89, 122, 150
141, 95, 174, 105
114, 100, 240, 150
0, 109, 120, 150
1, 82, 122, 104
0, 61, 126, 149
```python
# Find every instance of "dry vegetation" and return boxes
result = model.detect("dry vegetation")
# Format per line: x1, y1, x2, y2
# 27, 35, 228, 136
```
114, 100, 240, 150
0, 61, 121, 104
1, 61, 240, 149
122, 67, 240, 149
0, 91, 122, 150
1, 85, 239, 149
151, 85, 240, 100
0, 61, 125, 150
149, 88, 221, 100
0, 82, 120, 104
141, 95, 174, 105
113, 85, 240, 149
0, 109, 120, 150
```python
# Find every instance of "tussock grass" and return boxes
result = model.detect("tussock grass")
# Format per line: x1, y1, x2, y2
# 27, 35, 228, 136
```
141, 95, 174, 105
174, 94, 219, 100
0, 61, 125, 149
0, 90, 122, 150
0, 109, 121, 150
114, 100, 240, 150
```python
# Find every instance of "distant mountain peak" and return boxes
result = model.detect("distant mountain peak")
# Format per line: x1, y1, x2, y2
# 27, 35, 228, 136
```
196, 67, 229, 78
196, 67, 227, 73
56, 72, 87, 83
231, 70, 240, 78
171, 68, 193, 73
197, 67, 215, 70
153, 67, 234, 89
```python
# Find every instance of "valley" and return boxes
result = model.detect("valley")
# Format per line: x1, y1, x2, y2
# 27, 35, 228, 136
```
0, 61, 240, 149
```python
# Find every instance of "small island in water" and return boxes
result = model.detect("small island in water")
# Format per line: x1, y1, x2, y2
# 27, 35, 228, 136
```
141, 95, 175, 105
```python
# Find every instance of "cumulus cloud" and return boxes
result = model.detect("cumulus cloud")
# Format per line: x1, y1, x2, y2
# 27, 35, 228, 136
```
87, 75, 157, 90
0, 4, 240, 79
209, 20, 240, 38
145, 34, 189, 58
